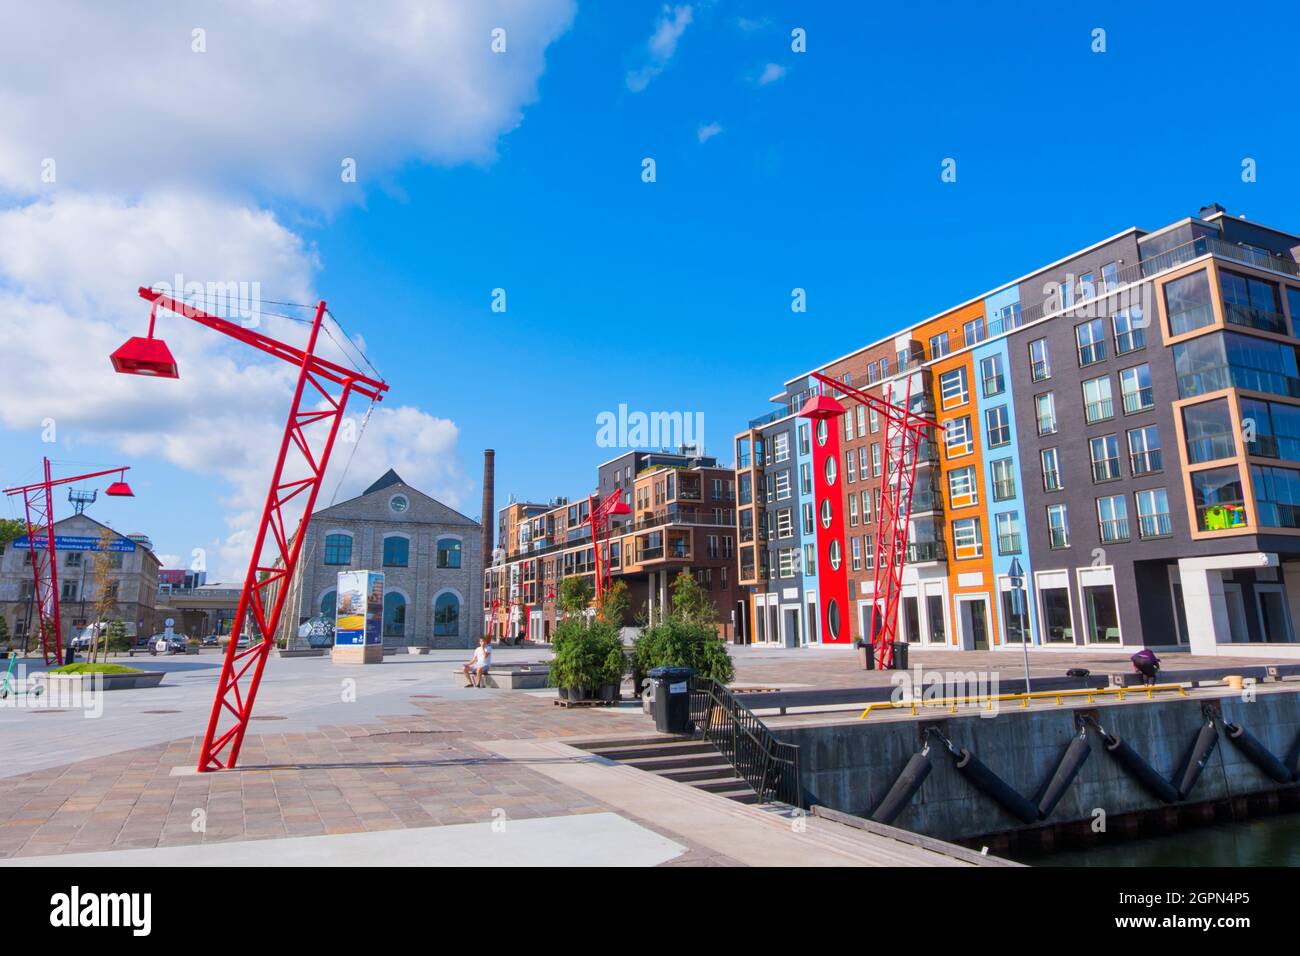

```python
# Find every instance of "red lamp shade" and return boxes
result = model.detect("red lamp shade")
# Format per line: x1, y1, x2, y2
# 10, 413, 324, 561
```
110, 336, 179, 378
798, 392, 847, 420
611, 500, 633, 516
105, 480, 134, 497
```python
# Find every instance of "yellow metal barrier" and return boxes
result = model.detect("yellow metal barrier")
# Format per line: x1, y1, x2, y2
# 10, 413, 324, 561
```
857, 683, 1189, 720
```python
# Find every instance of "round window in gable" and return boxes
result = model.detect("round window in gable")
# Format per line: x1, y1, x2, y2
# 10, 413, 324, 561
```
389, 494, 410, 514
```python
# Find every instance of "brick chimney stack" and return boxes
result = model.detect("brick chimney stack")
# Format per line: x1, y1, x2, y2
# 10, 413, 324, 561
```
481, 449, 495, 563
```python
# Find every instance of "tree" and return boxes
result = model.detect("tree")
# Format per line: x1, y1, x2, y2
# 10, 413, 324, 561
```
89, 529, 119, 662
0, 518, 24, 548
0, 614, 9, 649
668, 570, 715, 630
599, 579, 631, 628
558, 576, 594, 616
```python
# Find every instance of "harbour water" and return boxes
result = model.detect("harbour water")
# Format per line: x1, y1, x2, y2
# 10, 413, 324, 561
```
1019, 811, 1300, 866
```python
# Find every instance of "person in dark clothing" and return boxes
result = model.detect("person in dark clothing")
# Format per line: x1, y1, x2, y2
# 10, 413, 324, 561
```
1131, 648, 1160, 685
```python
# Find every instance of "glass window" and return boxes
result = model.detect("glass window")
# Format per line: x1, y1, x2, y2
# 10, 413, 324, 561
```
952, 517, 983, 559
851, 537, 862, 571
1082, 376, 1114, 423
1191, 466, 1246, 531
926, 594, 946, 644
1090, 434, 1122, 482
1182, 399, 1236, 463
985, 405, 1011, 447
324, 533, 352, 565
846, 449, 857, 483
1127, 425, 1163, 475
1035, 392, 1057, 435
940, 367, 969, 408
944, 416, 972, 456
1101, 261, 1120, 292
1113, 307, 1146, 354
383, 535, 409, 567
930, 332, 950, 358
820, 499, 833, 528
823, 457, 837, 486
1076, 319, 1107, 366
1220, 270, 1284, 333
990, 458, 1016, 501
1083, 583, 1121, 643
963, 317, 986, 346
1164, 270, 1213, 335
1173, 332, 1300, 399
1120, 364, 1154, 413
980, 354, 1005, 396
1041, 584, 1074, 642
1241, 397, 1300, 460
382, 592, 406, 638
1136, 488, 1172, 538
948, 466, 978, 507
772, 432, 790, 463
1251, 465, 1300, 529
1001, 586, 1028, 644
1029, 338, 1051, 381
436, 537, 462, 568
995, 512, 1021, 554
871, 443, 882, 477
798, 423, 810, 456
1041, 448, 1062, 492
434, 592, 460, 637
1097, 495, 1130, 542
1289, 288, 1300, 337
1047, 504, 1069, 548
828, 539, 843, 571
856, 404, 867, 438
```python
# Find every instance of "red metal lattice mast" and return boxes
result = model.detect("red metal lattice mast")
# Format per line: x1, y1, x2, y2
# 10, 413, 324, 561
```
587, 491, 632, 609
113, 289, 387, 771
4, 460, 134, 665
808, 371, 937, 668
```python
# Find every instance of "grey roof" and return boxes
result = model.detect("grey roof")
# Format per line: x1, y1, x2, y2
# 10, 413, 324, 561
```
363, 469, 406, 496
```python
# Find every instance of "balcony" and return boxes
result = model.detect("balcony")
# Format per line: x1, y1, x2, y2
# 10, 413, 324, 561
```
1178, 364, 1300, 400
676, 480, 702, 501
906, 541, 947, 563
1223, 302, 1288, 335
910, 486, 944, 513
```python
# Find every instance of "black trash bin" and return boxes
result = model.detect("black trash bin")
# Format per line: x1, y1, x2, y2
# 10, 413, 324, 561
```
647, 666, 695, 734
855, 639, 874, 670
891, 640, 909, 670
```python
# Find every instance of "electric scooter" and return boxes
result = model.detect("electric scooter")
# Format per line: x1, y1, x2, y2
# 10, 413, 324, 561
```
0, 653, 43, 699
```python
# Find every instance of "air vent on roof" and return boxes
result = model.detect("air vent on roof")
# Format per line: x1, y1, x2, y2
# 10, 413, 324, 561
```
1199, 203, 1226, 219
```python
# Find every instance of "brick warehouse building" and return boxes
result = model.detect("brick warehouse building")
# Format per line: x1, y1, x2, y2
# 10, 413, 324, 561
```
736, 205, 1300, 658
485, 450, 739, 640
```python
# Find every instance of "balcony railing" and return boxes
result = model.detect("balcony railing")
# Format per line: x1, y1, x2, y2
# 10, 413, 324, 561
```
906, 541, 947, 562
998, 533, 1022, 554
1186, 432, 1237, 463
1178, 364, 1300, 400
1138, 512, 1173, 539
1084, 398, 1114, 423
1092, 458, 1121, 482
1130, 450, 1163, 475
1048, 527, 1070, 549
1099, 518, 1130, 543
1223, 302, 1289, 335
1122, 387, 1154, 414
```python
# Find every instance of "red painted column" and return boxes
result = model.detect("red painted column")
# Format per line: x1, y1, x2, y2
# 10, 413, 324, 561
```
810, 418, 852, 644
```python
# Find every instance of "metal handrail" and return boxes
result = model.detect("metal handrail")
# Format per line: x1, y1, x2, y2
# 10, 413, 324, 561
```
859, 682, 1189, 719
688, 676, 805, 808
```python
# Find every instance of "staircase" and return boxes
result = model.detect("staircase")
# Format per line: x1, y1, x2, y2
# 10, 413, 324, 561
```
576, 736, 759, 804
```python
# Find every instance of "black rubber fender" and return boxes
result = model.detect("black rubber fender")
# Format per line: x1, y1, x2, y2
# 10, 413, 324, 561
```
871, 749, 933, 825
954, 748, 1039, 824
1103, 735, 1180, 803
1176, 720, 1220, 800
1037, 730, 1092, 819
1222, 721, 1296, 784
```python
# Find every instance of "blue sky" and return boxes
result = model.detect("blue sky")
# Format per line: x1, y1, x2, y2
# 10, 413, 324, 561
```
2, 1, 1299, 577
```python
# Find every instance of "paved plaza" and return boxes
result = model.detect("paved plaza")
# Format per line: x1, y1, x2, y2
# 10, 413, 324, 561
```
0, 644, 1280, 866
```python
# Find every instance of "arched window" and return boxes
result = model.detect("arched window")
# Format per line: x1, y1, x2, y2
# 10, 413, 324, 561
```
383, 535, 409, 567
319, 590, 336, 618
323, 533, 352, 565
383, 592, 407, 638
434, 592, 460, 637
436, 537, 462, 569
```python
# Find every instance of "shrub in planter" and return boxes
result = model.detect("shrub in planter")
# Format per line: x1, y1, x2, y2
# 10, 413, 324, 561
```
631, 570, 733, 689
549, 618, 624, 697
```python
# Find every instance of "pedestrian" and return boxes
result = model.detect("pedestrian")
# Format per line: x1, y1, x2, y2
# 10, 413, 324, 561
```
462, 636, 492, 688
1130, 647, 1160, 686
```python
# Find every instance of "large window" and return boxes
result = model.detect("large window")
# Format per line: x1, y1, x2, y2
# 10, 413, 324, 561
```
952, 517, 983, 559
1164, 270, 1213, 335
1182, 399, 1236, 463
1076, 319, 1107, 366
1113, 307, 1146, 354
434, 592, 460, 637
1097, 494, 1130, 542
1035, 392, 1057, 435
1082, 375, 1114, 423
1252, 465, 1300, 529
1090, 434, 1121, 482
1040, 584, 1074, 643
1241, 397, 1300, 460
383, 592, 406, 638
945, 416, 972, 456
930, 332, 950, 358
323, 533, 352, 565
1029, 338, 1051, 381
1220, 270, 1285, 334
985, 405, 1011, 447
436, 537, 462, 569
1041, 448, 1062, 491
1173, 332, 1300, 400
382, 535, 409, 567
1047, 504, 1070, 549
940, 368, 969, 408
980, 354, 1005, 396
995, 512, 1021, 554
990, 458, 1016, 501
948, 466, 978, 508
1127, 425, 1162, 476
963, 317, 986, 347
1190, 466, 1246, 531
1082, 583, 1121, 643
772, 431, 790, 463
1120, 364, 1154, 413
1136, 488, 1172, 539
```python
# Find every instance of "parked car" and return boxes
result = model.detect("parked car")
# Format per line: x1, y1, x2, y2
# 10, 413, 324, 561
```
201, 635, 219, 647
152, 633, 188, 655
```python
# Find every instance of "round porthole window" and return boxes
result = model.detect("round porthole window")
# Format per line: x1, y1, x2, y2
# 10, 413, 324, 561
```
816, 419, 828, 447
827, 599, 842, 640
389, 494, 409, 514
824, 456, 837, 486
828, 539, 843, 571
820, 499, 833, 528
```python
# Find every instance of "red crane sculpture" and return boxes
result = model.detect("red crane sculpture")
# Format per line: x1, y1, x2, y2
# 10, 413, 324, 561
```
805, 370, 938, 668
587, 491, 632, 609
111, 288, 388, 771
3, 460, 134, 665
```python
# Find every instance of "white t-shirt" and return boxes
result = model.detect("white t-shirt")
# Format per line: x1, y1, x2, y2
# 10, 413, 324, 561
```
472, 645, 491, 668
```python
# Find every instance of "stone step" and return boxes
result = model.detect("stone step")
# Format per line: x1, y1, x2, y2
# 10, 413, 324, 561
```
586, 740, 716, 761
658, 762, 740, 782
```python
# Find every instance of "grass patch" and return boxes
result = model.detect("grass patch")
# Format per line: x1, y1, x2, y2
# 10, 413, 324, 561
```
48, 663, 142, 675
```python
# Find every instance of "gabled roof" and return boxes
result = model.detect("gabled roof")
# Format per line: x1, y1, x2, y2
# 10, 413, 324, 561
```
363, 469, 406, 496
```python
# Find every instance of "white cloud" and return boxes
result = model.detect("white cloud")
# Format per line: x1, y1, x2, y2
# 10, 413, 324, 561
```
0, 0, 576, 203
627, 4, 695, 93
0, 192, 471, 579
736, 17, 771, 32
697, 122, 723, 144
757, 63, 787, 85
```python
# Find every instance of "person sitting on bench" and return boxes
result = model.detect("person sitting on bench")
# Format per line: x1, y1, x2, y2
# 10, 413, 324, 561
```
462, 637, 492, 688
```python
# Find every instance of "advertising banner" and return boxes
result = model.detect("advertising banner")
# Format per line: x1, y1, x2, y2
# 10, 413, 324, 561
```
335, 570, 384, 646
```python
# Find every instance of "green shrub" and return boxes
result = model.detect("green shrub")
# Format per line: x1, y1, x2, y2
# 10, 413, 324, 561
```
49, 663, 141, 675
631, 572, 733, 689
548, 618, 624, 691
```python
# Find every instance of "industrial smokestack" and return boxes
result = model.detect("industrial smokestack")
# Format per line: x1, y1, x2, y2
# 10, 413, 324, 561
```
481, 449, 495, 563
